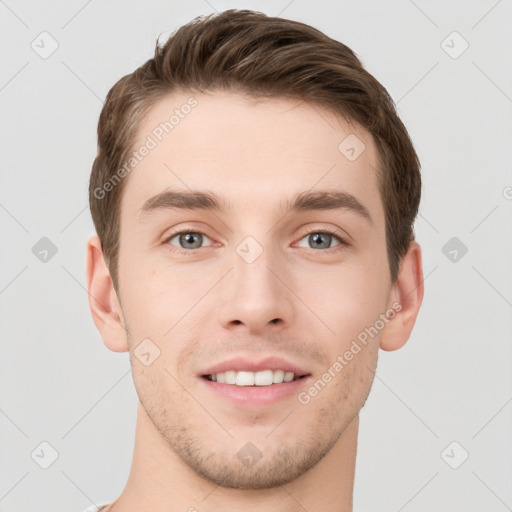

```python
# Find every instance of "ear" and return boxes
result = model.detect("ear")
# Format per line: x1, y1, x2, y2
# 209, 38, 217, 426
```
85, 235, 129, 352
380, 240, 424, 352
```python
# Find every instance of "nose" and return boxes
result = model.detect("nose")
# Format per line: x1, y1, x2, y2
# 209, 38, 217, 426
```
217, 241, 295, 334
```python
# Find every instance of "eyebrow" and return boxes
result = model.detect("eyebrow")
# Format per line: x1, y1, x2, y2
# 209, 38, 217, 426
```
138, 187, 372, 224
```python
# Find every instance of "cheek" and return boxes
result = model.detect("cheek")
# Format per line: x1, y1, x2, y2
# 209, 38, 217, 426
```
298, 259, 390, 341
130, 356, 182, 425
118, 255, 181, 329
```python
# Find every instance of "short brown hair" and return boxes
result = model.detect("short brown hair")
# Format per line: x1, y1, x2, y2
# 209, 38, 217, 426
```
89, 9, 421, 292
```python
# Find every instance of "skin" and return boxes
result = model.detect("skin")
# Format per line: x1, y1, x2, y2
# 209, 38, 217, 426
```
86, 90, 424, 512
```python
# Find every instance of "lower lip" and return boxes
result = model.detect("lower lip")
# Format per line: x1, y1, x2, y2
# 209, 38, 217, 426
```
198, 376, 311, 407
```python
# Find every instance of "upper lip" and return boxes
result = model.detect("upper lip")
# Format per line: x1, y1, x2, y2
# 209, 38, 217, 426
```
199, 355, 310, 377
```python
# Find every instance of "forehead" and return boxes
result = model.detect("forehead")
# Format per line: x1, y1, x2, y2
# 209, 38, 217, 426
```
121, 90, 384, 225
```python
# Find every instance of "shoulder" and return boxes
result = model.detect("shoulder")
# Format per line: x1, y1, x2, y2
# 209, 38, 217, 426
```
80, 504, 111, 512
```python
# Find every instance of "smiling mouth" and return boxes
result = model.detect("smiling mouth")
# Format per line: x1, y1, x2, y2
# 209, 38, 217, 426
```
202, 369, 310, 386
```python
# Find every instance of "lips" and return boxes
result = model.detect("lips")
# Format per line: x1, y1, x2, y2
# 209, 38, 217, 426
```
199, 370, 313, 406
198, 355, 310, 378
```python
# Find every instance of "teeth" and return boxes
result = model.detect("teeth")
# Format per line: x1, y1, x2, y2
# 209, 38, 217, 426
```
207, 369, 300, 386
272, 369, 284, 383
236, 371, 255, 386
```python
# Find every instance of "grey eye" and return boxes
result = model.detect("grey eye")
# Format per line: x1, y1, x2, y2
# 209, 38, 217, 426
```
168, 232, 212, 250
297, 232, 342, 250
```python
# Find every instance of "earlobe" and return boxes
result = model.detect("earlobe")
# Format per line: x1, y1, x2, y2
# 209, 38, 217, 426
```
380, 240, 424, 352
85, 235, 129, 353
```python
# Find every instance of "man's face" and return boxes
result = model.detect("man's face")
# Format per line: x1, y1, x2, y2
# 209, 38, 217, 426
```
116, 90, 394, 488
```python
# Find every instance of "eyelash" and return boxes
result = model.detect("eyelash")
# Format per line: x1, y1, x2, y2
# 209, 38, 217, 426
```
163, 228, 350, 255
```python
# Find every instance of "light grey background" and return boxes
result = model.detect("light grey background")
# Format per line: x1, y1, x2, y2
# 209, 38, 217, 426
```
1, 1, 511, 511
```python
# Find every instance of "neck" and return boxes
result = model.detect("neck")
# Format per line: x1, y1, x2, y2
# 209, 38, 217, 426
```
108, 403, 358, 512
